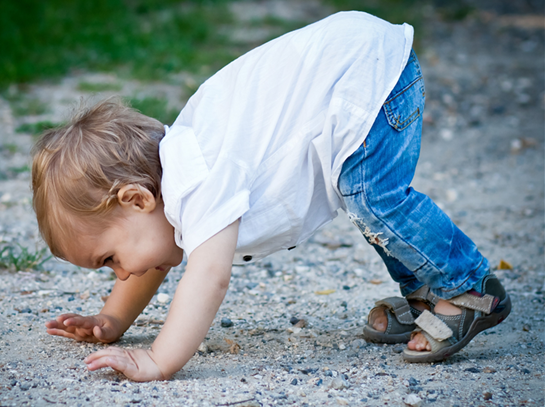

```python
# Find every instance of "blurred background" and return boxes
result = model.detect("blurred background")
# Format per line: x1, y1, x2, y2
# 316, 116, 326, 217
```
0, 0, 543, 270
0, 0, 542, 122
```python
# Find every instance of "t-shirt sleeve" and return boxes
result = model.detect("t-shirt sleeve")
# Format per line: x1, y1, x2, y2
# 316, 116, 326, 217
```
160, 125, 250, 258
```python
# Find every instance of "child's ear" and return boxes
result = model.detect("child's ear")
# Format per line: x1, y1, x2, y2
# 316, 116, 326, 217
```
117, 184, 156, 213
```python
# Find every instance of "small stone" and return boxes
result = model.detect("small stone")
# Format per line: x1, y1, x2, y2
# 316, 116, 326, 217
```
308, 377, 322, 386
483, 392, 492, 400
336, 397, 349, 405
289, 316, 300, 325
465, 367, 480, 373
408, 377, 419, 386
342, 285, 350, 290
393, 345, 404, 353
521, 368, 531, 374
221, 317, 233, 328
197, 342, 208, 353
483, 367, 496, 373
351, 339, 366, 349
404, 394, 422, 406
294, 318, 307, 328
329, 378, 349, 390
522, 324, 531, 332
19, 308, 32, 314
291, 378, 298, 385
20, 383, 31, 391
324, 369, 333, 377
157, 293, 170, 303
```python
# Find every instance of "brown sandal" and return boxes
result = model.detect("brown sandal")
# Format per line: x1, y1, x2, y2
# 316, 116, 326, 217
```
403, 274, 511, 363
363, 286, 439, 344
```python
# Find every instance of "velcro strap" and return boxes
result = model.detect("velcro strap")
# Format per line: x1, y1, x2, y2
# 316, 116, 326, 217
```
375, 297, 414, 325
420, 329, 451, 352
414, 310, 453, 341
406, 285, 440, 306
448, 290, 498, 314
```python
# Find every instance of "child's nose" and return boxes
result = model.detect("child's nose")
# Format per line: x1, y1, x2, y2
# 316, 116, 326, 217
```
113, 267, 131, 281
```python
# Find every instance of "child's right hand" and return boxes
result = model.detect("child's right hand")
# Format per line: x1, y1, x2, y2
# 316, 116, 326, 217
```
45, 313, 122, 344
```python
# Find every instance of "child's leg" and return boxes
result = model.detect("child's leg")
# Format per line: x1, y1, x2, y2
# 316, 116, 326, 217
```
338, 51, 510, 360
338, 50, 489, 300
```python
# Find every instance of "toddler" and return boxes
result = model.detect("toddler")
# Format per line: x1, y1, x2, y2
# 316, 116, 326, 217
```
33, 11, 510, 381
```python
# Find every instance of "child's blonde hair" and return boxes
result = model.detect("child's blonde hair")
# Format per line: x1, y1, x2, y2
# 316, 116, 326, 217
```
31, 97, 165, 259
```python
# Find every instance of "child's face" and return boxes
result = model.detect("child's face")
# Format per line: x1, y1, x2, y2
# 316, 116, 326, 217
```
62, 192, 184, 281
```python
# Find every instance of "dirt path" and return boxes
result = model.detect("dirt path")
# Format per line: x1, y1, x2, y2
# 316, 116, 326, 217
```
0, 2, 543, 406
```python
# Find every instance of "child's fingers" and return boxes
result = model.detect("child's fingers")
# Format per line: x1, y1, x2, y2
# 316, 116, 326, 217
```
45, 314, 79, 328
62, 315, 97, 329
86, 353, 134, 375
92, 326, 105, 341
85, 348, 133, 371
84, 346, 124, 363
46, 328, 78, 340
46, 327, 100, 343
56, 313, 80, 323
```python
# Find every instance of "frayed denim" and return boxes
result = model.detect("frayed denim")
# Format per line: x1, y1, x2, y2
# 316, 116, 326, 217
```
338, 51, 489, 299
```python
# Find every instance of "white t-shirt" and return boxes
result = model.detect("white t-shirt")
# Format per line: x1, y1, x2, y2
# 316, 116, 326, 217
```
159, 11, 413, 264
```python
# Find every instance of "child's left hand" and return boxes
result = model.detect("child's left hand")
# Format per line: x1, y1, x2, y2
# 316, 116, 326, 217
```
84, 347, 167, 382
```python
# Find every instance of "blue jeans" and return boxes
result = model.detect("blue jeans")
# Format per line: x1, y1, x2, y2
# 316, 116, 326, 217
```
338, 51, 489, 299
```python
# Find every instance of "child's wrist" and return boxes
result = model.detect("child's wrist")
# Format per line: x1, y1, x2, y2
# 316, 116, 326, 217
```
147, 348, 172, 380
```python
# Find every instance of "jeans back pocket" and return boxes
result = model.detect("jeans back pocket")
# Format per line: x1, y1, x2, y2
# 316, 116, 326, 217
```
382, 51, 425, 132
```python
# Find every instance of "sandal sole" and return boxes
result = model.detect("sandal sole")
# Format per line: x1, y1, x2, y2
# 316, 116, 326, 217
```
402, 294, 512, 363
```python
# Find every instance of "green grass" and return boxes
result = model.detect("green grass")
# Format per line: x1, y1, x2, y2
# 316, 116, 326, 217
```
15, 121, 62, 137
1, 0, 472, 89
127, 96, 181, 125
7, 165, 30, 175
0, 243, 50, 272
4, 94, 48, 117
77, 81, 123, 93
2, 143, 19, 154
0, 0, 237, 88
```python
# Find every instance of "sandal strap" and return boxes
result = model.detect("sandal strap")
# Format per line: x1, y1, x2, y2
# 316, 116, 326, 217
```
418, 329, 452, 353
406, 285, 441, 306
448, 290, 499, 314
414, 310, 453, 341
375, 297, 415, 325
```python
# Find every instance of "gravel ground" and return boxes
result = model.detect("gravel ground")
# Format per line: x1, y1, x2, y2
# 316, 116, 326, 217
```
0, 2, 543, 406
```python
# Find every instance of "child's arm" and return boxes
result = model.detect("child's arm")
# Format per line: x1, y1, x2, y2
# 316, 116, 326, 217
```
45, 267, 170, 343
83, 220, 239, 381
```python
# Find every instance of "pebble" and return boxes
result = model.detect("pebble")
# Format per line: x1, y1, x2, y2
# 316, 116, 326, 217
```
393, 345, 404, 353
404, 394, 422, 406
20, 383, 31, 391
408, 377, 419, 386
329, 378, 349, 390
221, 317, 233, 328
157, 293, 170, 303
